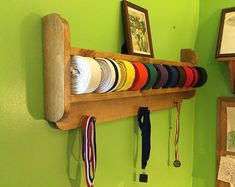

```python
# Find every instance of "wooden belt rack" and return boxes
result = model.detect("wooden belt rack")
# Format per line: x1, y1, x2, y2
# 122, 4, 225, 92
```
43, 13, 198, 130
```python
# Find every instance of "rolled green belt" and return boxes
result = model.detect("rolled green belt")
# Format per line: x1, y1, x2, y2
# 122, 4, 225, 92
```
142, 63, 157, 90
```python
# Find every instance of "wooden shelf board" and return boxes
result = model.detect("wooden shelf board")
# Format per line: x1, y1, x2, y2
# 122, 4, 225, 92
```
57, 90, 195, 130
71, 88, 195, 103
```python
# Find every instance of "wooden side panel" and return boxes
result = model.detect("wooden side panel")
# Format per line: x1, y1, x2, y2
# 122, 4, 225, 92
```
181, 49, 198, 65
43, 14, 70, 122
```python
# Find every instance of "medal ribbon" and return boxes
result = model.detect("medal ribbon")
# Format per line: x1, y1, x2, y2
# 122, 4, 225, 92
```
138, 107, 151, 170
174, 101, 182, 167
82, 116, 97, 187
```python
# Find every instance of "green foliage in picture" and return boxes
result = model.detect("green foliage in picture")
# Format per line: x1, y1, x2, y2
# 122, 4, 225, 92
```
228, 131, 235, 150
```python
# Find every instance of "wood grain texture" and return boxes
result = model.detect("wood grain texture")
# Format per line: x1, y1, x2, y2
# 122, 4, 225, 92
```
71, 88, 195, 103
43, 14, 65, 122
43, 14, 71, 122
181, 49, 198, 64
57, 90, 195, 130
217, 97, 235, 187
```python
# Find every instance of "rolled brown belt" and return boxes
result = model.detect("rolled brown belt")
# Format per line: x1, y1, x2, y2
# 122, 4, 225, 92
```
175, 66, 186, 87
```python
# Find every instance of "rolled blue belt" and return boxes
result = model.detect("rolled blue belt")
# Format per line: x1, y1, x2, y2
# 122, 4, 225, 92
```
163, 65, 179, 88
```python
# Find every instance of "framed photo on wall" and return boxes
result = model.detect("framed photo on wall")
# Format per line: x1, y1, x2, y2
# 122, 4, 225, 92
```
216, 7, 235, 61
121, 0, 154, 57
217, 97, 235, 187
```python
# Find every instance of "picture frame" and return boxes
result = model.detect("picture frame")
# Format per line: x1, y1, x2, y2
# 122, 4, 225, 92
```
121, 0, 154, 57
216, 7, 235, 61
217, 97, 235, 187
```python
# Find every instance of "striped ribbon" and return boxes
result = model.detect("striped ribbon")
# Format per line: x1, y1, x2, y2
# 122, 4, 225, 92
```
82, 116, 97, 187
174, 101, 182, 168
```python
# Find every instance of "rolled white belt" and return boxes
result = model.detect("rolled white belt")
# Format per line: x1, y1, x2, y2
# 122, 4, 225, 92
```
94, 58, 116, 93
105, 58, 122, 92
71, 56, 101, 94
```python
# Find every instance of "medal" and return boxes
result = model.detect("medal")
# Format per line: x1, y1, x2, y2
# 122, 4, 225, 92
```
173, 160, 181, 168
139, 170, 148, 183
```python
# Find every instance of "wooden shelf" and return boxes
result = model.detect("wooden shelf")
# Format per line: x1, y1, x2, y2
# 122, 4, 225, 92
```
43, 13, 198, 130
71, 88, 195, 103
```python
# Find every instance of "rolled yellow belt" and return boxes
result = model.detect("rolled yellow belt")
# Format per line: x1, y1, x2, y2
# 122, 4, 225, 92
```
115, 60, 135, 91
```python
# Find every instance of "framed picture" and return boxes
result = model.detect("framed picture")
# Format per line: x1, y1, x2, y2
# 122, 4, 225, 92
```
216, 7, 235, 61
217, 97, 235, 187
121, 0, 154, 57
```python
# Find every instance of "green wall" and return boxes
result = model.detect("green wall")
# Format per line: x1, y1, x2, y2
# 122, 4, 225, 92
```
193, 1, 235, 187
0, 0, 199, 186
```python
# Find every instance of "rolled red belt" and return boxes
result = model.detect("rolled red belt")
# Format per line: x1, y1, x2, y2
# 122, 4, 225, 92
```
182, 66, 194, 88
129, 61, 148, 91
190, 67, 199, 87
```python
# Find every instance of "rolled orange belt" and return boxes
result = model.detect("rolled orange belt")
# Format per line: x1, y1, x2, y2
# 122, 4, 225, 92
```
129, 62, 148, 91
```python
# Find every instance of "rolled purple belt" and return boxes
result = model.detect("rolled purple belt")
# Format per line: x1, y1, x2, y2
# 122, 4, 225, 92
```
153, 64, 169, 89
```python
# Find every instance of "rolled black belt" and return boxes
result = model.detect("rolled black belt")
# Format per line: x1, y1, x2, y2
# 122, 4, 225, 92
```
163, 65, 179, 88
193, 67, 208, 87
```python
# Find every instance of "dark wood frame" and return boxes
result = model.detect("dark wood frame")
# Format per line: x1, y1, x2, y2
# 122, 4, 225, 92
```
121, 0, 154, 57
216, 7, 235, 61
217, 97, 235, 187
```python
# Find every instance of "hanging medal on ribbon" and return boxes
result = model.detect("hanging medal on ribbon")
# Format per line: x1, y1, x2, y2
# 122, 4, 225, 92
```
82, 116, 97, 187
173, 101, 182, 168
137, 107, 151, 183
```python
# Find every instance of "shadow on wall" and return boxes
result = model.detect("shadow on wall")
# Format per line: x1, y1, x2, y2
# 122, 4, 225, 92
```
67, 128, 82, 187
21, 13, 44, 120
